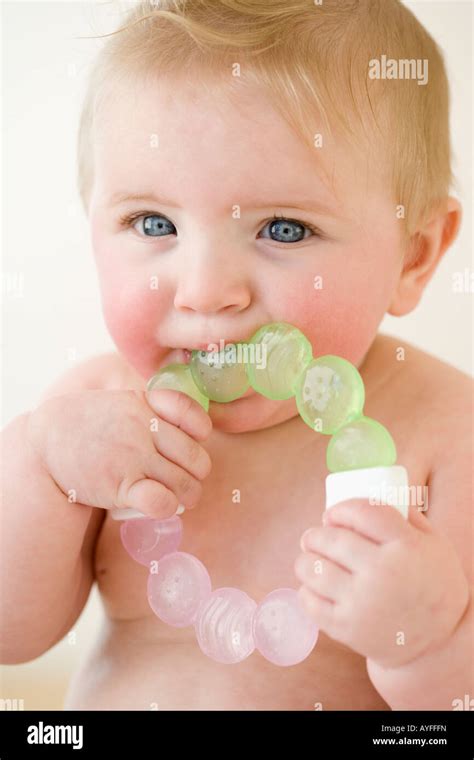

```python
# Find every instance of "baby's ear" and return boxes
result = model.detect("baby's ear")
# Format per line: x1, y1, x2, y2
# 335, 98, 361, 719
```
388, 196, 462, 316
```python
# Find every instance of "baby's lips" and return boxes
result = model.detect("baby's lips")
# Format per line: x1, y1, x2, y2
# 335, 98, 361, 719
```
154, 348, 191, 369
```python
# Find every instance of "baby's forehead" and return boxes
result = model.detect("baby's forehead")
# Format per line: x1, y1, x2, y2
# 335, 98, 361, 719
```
97, 72, 341, 161
96, 73, 313, 151
92, 72, 385, 214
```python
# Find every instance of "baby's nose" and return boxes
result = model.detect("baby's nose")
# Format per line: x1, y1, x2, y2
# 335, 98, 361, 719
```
174, 255, 251, 314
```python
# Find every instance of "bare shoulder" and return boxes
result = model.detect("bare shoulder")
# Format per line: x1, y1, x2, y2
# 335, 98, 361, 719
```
37, 351, 146, 403
377, 334, 473, 577
375, 333, 473, 425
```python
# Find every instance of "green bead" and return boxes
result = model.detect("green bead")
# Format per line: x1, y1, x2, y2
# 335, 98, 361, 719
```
295, 355, 365, 434
246, 322, 313, 400
326, 415, 397, 472
147, 363, 209, 412
189, 343, 250, 402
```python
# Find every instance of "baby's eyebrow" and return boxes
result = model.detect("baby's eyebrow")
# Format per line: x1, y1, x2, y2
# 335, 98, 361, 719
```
109, 192, 180, 208
109, 191, 340, 217
241, 198, 339, 216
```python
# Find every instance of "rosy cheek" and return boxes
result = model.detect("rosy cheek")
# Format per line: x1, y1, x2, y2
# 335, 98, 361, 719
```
274, 250, 390, 367
100, 268, 169, 379
311, 278, 381, 363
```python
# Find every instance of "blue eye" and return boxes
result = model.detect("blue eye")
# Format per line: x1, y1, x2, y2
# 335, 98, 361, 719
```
120, 212, 176, 237
139, 214, 176, 237
259, 216, 316, 243
119, 211, 322, 243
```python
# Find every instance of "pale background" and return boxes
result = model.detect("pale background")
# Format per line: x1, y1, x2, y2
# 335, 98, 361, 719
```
1, 0, 472, 709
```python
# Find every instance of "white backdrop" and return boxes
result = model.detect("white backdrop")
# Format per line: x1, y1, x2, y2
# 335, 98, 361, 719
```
1, 0, 473, 709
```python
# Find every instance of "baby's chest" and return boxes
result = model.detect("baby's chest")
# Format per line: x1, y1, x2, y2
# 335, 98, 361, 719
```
91, 430, 416, 711
94, 393, 433, 625
187, 454, 330, 589
94, 456, 327, 620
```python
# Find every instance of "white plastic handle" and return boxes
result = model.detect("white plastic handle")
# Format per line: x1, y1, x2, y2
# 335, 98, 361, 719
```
325, 465, 409, 519
110, 504, 186, 521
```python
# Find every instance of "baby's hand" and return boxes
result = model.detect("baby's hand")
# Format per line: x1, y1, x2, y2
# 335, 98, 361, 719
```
294, 501, 469, 668
26, 388, 212, 519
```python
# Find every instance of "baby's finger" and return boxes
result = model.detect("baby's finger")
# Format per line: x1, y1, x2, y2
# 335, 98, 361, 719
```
145, 389, 212, 441
151, 416, 212, 481
324, 499, 409, 544
297, 585, 337, 634
145, 453, 203, 509
120, 477, 179, 520
294, 551, 352, 602
300, 524, 377, 572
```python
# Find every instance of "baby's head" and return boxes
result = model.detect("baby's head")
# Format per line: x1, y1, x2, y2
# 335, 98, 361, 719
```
78, 0, 460, 432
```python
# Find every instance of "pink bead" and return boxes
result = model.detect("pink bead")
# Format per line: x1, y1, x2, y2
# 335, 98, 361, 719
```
195, 588, 257, 664
253, 588, 319, 666
120, 515, 182, 567
147, 552, 211, 627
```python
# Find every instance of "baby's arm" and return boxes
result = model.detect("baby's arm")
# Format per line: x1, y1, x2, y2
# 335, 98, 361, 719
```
296, 371, 473, 709
0, 356, 112, 663
1, 354, 212, 664
366, 394, 473, 710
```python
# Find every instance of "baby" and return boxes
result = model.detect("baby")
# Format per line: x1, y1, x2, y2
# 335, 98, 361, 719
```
1, 0, 472, 711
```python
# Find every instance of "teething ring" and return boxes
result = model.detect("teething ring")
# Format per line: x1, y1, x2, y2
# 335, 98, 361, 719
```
116, 322, 409, 666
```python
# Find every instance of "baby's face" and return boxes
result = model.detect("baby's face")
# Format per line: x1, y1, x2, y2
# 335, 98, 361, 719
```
89, 73, 404, 432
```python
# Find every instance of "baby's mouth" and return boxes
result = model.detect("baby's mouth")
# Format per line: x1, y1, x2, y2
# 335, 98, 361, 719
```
163, 346, 256, 402
170, 342, 237, 366
182, 349, 193, 364
166, 348, 192, 366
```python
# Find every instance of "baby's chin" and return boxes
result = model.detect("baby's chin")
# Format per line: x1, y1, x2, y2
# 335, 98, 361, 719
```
207, 392, 298, 434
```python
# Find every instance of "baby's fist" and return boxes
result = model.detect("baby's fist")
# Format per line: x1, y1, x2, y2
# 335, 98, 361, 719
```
294, 500, 469, 668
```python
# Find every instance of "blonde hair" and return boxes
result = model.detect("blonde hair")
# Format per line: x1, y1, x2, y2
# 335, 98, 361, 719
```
77, 0, 454, 237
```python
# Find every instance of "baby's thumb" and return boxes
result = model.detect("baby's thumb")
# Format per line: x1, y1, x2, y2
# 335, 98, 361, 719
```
125, 478, 179, 519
